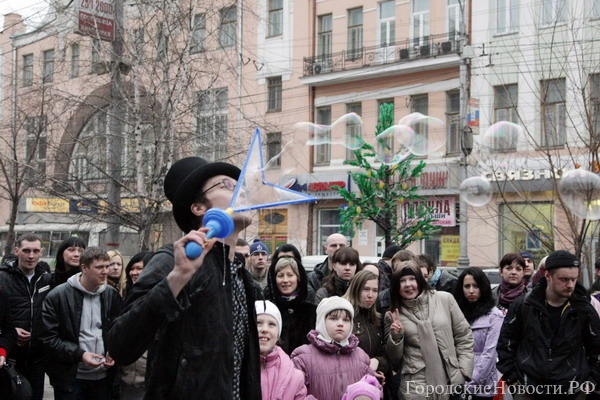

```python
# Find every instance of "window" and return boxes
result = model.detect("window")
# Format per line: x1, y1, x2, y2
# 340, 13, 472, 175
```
70, 44, 80, 78
318, 209, 343, 252
541, 0, 566, 26
412, 0, 430, 46
91, 39, 103, 74
266, 132, 282, 167
42, 50, 54, 83
195, 88, 229, 161
494, 84, 519, 150
541, 79, 566, 147
594, 0, 600, 19
347, 8, 363, 60
190, 13, 206, 54
346, 103, 361, 161
267, 76, 282, 112
25, 116, 47, 177
314, 106, 331, 165
379, 1, 395, 46
317, 14, 332, 70
23, 54, 33, 87
500, 203, 553, 261
157, 23, 167, 59
133, 28, 145, 60
494, 84, 518, 123
446, 91, 461, 154
268, 0, 283, 37
590, 74, 600, 140
447, 0, 462, 40
219, 6, 237, 48
497, 0, 519, 33
411, 94, 429, 155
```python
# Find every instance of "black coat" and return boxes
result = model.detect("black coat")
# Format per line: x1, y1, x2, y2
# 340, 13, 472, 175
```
0, 258, 53, 362
40, 280, 121, 391
307, 258, 329, 297
264, 259, 316, 354
497, 278, 600, 390
0, 288, 16, 357
108, 243, 262, 400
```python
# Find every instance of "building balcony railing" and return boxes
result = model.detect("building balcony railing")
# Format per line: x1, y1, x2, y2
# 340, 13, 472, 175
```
303, 33, 461, 77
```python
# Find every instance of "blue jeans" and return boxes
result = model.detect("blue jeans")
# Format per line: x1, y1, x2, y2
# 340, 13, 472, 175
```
53, 378, 110, 400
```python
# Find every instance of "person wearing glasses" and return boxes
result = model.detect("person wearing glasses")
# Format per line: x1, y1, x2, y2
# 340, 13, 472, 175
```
235, 239, 251, 259
108, 157, 262, 400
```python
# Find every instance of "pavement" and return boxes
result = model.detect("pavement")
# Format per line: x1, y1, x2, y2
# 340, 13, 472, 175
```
43, 374, 53, 400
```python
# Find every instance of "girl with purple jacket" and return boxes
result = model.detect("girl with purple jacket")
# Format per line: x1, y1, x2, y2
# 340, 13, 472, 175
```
453, 267, 504, 399
291, 296, 378, 400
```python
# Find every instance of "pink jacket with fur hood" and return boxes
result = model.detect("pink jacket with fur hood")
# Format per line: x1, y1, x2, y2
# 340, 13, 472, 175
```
261, 345, 314, 400
291, 330, 375, 400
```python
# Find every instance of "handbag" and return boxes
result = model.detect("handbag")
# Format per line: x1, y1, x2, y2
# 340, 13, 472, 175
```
1, 360, 33, 400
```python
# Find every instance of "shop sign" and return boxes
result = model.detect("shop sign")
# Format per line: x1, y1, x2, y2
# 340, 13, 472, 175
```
76, 0, 116, 41
402, 196, 456, 226
282, 174, 348, 199
26, 198, 69, 213
482, 168, 564, 182
441, 235, 460, 266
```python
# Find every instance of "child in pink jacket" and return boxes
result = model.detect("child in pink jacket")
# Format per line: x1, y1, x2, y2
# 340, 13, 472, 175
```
291, 296, 379, 400
256, 300, 313, 400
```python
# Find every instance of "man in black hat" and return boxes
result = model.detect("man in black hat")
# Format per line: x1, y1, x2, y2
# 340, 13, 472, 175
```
497, 250, 600, 399
108, 157, 261, 400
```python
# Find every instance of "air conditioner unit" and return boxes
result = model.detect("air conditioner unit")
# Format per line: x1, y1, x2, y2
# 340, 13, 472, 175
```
399, 48, 409, 60
441, 41, 452, 54
420, 45, 430, 56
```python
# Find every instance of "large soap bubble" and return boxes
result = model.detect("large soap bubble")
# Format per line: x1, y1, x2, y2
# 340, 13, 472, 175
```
374, 125, 414, 165
558, 169, 600, 220
483, 121, 523, 152
459, 176, 493, 207
397, 112, 446, 157
298, 113, 366, 150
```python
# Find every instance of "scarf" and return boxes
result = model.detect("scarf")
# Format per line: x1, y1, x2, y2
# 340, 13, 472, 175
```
429, 268, 443, 286
280, 292, 299, 302
402, 292, 448, 400
499, 279, 525, 306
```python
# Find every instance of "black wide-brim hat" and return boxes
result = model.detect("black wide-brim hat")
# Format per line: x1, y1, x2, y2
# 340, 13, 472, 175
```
164, 157, 240, 233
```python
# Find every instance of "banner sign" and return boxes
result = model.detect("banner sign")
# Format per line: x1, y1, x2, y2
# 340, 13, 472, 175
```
76, 0, 116, 41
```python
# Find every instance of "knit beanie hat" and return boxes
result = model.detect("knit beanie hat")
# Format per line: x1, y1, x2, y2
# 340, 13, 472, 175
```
520, 251, 535, 262
382, 245, 402, 260
255, 300, 282, 336
545, 250, 580, 271
316, 296, 354, 345
342, 375, 383, 400
250, 238, 270, 255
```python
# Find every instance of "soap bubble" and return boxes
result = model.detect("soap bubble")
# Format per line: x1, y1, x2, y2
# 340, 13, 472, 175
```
298, 113, 365, 150
397, 112, 446, 157
483, 121, 523, 152
558, 169, 600, 220
374, 125, 414, 165
459, 176, 493, 207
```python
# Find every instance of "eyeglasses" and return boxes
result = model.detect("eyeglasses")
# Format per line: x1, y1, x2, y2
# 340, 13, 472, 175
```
200, 178, 236, 196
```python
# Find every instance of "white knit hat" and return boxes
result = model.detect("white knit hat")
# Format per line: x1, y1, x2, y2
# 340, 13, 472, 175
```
315, 296, 354, 344
255, 300, 282, 337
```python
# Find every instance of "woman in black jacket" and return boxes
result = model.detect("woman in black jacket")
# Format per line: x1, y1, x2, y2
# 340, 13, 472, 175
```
264, 244, 316, 354
52, 236, 86, 288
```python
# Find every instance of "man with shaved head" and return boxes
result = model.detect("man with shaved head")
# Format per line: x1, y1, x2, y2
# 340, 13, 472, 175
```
307, 233, 348, 299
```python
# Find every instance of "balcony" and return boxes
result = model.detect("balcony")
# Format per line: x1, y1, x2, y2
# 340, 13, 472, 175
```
301, 33, 462, 86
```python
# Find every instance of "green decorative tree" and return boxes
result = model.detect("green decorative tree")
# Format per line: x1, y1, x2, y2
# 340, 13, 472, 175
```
334, 103, 439, 248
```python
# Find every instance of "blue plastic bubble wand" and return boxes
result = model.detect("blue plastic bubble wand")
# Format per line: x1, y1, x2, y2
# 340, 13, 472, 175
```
185, 128, 317, 259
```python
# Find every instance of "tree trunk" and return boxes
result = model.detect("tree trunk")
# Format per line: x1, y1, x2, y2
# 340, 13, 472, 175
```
3, 199, 19, 256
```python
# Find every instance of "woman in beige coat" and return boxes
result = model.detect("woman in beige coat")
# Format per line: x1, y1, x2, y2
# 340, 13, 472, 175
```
384, 259, 473, 400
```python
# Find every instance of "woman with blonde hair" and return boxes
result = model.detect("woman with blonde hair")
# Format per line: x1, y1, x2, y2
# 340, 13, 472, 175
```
343, 270, 388, 385
107, 250, 126, 297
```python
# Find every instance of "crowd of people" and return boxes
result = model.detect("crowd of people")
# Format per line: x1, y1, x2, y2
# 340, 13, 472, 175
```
1, 155, 600, 400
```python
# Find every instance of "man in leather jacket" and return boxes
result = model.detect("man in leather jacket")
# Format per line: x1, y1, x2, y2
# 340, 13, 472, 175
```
108, 157, 262, 400
307, 233, 347, 298
497, 250, 600, 399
